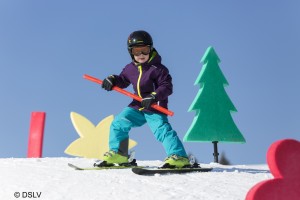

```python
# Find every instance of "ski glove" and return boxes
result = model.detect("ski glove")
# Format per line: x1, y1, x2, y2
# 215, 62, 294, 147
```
141, 94, 156, 109
102, 75, 115, 91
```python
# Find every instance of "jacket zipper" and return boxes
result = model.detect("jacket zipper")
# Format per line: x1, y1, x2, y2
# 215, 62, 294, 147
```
137, 65, 142, 98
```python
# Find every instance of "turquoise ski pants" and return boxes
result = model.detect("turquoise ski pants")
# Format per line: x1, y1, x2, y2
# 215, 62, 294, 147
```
109, 107, 187, 157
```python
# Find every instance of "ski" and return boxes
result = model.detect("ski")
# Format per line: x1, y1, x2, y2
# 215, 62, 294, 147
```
68, 163, 141, 170
68, 157, 140, 170
132, 166, 213, 175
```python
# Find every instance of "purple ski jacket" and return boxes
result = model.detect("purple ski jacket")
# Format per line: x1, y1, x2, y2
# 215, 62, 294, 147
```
113, 49, 173, 114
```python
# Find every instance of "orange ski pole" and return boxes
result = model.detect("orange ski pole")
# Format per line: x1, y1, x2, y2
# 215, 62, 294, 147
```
83, 74, 174, 116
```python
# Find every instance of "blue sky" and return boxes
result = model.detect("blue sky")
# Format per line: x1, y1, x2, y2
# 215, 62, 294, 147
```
0, 1, 299, 164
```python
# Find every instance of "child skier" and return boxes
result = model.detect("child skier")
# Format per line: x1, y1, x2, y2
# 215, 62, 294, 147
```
101, 30, 189, 168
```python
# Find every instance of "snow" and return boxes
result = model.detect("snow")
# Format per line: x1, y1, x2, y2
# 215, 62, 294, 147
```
0, 158, 271, 200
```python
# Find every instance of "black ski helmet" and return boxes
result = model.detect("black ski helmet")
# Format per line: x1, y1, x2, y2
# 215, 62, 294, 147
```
127, 30, 153, 56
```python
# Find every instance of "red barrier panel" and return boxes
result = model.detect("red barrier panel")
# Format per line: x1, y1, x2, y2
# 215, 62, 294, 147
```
27, 112, 46, 158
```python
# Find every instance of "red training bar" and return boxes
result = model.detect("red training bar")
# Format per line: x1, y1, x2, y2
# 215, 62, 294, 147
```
83, 74, 174, 116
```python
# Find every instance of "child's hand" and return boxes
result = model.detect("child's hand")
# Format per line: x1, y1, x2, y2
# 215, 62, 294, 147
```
141, 94, 156, 109
102, 75, 115, 91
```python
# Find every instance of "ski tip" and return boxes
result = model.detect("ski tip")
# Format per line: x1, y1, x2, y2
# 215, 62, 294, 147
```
68, 163, 84, 170
131, 168, 146, 175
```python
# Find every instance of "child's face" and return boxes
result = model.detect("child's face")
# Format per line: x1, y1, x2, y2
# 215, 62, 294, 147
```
134, 54, 149, 64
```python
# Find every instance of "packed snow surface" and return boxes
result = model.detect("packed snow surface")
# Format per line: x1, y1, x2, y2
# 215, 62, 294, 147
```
0, 158, 271, 200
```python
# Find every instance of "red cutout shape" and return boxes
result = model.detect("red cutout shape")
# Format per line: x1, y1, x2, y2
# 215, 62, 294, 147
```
246, 139, 300, 200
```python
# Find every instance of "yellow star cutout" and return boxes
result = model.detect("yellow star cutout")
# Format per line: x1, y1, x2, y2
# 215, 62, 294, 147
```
64, 112, 137, 160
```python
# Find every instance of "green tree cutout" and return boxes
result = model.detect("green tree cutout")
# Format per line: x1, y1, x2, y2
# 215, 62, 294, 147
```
183, 46, 245, 161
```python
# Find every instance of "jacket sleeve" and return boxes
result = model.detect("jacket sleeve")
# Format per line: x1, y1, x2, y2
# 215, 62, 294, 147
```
154, 67, 173, 101
113, 67, 131, 89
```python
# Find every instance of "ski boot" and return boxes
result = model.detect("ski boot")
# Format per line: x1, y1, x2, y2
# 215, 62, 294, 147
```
161, 155, 191, 168
94, 150, 137, 167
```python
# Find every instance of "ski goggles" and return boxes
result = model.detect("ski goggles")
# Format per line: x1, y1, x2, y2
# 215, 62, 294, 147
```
131, 45, 151, 56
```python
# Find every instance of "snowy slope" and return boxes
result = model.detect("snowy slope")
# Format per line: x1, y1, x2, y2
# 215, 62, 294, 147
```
0, 158, 271, 200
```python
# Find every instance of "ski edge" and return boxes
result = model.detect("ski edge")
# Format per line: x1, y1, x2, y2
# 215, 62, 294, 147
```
68, 163, 142, 170
131, 167, 213, 175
